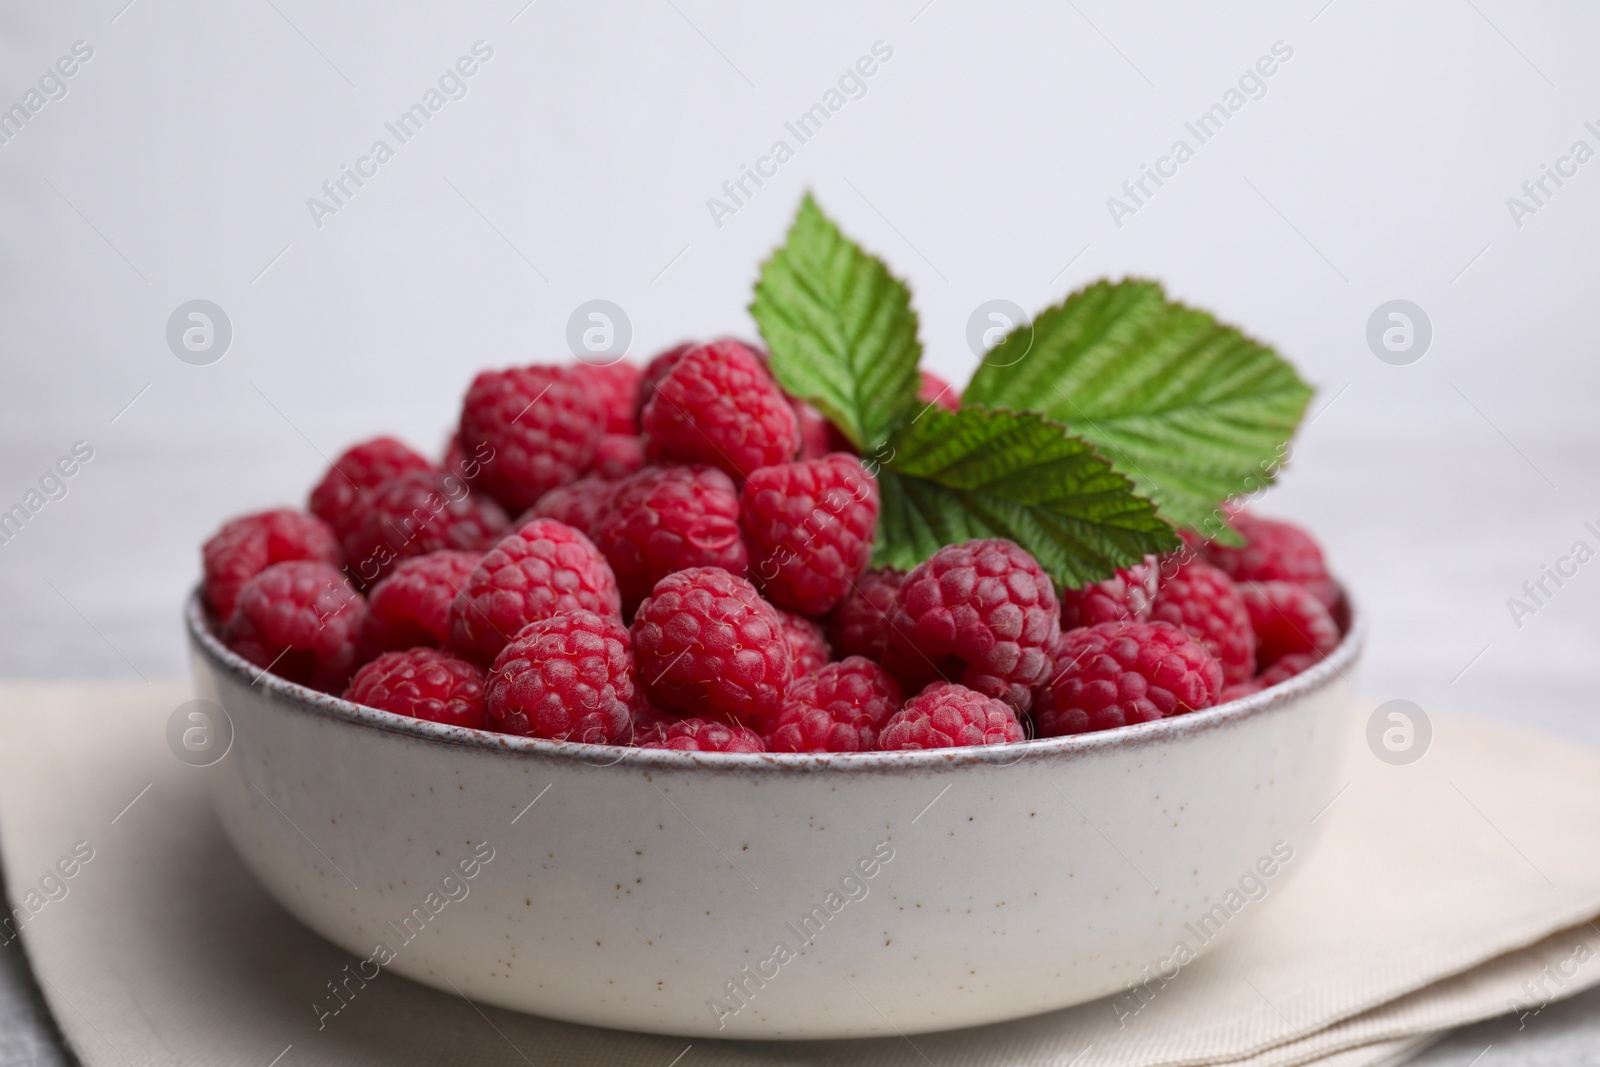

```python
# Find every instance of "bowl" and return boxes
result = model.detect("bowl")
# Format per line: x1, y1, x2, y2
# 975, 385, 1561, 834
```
186, 591, 1364, 1039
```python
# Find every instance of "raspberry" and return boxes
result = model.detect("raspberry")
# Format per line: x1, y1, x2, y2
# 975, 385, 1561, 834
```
637, 717, 765, 753
1149, 559, 1255, 684
740, 454, 879, 616
585, 361, 643, 434
345, 470, 508, 585
590, 465, 748, 610
203, 509, 342, 621
636, 342, 692, 420
360, 550, 482, 659
631, 567, 791, 725
448, 519, 621, 665
775, 608, 832, 678
221, 561, 366, 692
308, 437, 434, 545
791, 399, 833, 460
1256, 651, 1322, 688
1059, 559, 1157, 629
1036, 621, 1222, 737
344, 648, 486, 729
765, 657, 901, 753
1238, 581, 1339, 669
878, 682, 1024, 751
825, 568, 904, 661
590, 434, 645, 481
1205, 511, 1337, 609
883, 539, 1060, 713
917, 370, 960, 412
641, 340, 799, 479
520, 476, 618, 537
483, 610, 634, 742
458, 365, 605, 513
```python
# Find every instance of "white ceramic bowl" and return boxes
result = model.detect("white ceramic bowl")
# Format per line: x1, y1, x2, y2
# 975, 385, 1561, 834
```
187, 593, 1363, 1039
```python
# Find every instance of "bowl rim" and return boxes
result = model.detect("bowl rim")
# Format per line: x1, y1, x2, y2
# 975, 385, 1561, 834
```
186, 587, 1364, 772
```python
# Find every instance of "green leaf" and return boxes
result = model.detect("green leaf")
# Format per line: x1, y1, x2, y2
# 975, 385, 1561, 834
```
962, 279, 1313, 538
874, 406, 1179, 588
750, 193, 922, 451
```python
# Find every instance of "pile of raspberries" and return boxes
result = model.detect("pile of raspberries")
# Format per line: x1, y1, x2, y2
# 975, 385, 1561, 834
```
201, 339, 1344, 753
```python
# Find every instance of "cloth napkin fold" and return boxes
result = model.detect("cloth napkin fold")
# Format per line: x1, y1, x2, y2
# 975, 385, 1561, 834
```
2, 681, 1598, 1067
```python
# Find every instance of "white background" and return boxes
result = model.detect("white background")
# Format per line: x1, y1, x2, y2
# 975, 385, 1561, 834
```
1, 0, 1597, 747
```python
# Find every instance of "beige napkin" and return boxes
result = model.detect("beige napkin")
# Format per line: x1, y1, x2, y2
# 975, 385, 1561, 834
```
2, 681, 1599, 1067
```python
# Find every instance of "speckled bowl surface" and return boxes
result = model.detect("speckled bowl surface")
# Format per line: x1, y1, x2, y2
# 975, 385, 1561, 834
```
186, 591, 1364, 1039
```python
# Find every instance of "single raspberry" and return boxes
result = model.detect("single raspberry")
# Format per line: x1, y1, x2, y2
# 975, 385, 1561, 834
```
203, 509, 342, 621
344, 470, 508, 585
344, 648, 486, 729
1237, 581, 1339, 669
637, 717, 766, 753
448, 519, 621, 665
1256, 650, 1322, 688
483, 610, 634, 742
359, 550, 482, 660
791, 399, 833, 460
775, 608, 832, 678
590, 434, 645, 481
740, 454, 879, 616
631, 567, 791, 725
1149, 559, 1255, 684
883, 539, 1060, 713
590, 465, 748, 611
765, 657, 901, 753
308, 437, 434, 546
458, 364, 605, 513
1204, 511, 1338, 609
1059, 559, 1157, 629
825, 568, 905, 661
520, 476, 618, 538
878, 682, 1024, 751
641, 339, 799, 479
221, 561, 366, 692
917, 370, 960, 412
585, 361, 643, 434
1036, 620, 1222, 737
636, 342, 692, 420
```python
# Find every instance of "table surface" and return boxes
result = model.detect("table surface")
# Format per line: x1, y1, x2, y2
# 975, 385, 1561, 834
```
1, 430, 1597, 1065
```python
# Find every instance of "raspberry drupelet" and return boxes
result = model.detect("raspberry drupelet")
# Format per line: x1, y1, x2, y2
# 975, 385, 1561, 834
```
590, 464, 748, 611
457, 364, 606, 514
344, 647, 486, 729
640, 339, 799, 479
447, 519, 621, 665
882, 538, 1060, 713
630, 567, 792, 726
740, 453, 879, 616
484, 609, 635, 743
1035, 620, 1222, 737
202, 508, 342, 621
878, 682, 1025, 751
221, 560, 366, 693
